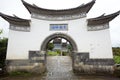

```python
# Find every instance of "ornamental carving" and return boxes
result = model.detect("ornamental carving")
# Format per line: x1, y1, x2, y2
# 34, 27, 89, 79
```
32, 13, 86, 21
87, 24, 109, 31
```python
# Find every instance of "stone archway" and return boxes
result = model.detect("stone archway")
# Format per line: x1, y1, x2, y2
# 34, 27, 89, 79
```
40, 33, 78, 52
40, 33, 78, 76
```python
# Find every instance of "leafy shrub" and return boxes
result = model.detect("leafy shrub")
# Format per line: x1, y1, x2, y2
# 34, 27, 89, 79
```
62, 52, 68, 56
56, 50, 61, 55
47, 51, 59, 56
112, 47, 120, 56
47, 43, 54, 50
9, 71, 32, 76
0, 38, 8, 68
114, 56, 120, 64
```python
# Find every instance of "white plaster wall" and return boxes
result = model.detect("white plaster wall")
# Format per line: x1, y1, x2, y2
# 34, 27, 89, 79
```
6, 17, 113, 60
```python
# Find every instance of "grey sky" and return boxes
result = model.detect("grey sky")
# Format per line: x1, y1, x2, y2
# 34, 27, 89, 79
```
0, 0, 120, 46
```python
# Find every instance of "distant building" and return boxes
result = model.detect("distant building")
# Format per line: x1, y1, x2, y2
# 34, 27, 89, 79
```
61, 42, 68, 52
53, 38, 69, 52
53, 38, 62, 50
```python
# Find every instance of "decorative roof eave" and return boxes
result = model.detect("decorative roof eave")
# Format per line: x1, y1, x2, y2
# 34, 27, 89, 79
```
21, 0, 95, 16
0, 12, 31, 26
87, 10, 120, 26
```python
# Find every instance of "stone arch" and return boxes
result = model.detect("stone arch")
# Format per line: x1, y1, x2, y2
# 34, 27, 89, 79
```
40, 33, 78, 52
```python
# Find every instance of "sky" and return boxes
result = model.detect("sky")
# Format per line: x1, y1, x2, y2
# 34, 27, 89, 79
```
0, 0, 120, 46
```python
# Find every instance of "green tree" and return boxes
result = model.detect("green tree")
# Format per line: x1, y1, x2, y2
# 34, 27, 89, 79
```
112, 47, 120, 64
47, 43, 54, 50
67, 44, 72, 51
112, 47, 120, 56
0, 38, 8, 68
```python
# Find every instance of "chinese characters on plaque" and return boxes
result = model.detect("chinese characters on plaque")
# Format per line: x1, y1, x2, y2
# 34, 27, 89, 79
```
50, 24, 68, 31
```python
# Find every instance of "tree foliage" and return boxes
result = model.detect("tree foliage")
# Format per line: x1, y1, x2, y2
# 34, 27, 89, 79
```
0, 38, 8, 68
112, 47, 120, 56
114, 56, 120, 64
112, 47, 120, 64
47, 43, 54, 50
67, 44, 72, 51
47, 51, 59, 56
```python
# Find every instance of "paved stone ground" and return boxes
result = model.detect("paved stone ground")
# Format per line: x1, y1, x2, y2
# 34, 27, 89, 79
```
0, 56, 120, 80
42, 56, 73, 80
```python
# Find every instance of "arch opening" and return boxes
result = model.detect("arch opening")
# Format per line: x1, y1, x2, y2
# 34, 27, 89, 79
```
40, 33, 78, 52
40, 33, 78, 75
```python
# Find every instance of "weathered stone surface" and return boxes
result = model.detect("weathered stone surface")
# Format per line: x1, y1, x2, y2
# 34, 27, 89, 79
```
4, 56, 119, 80
6, 50, 47, 74
6, 60, 46, 74
73, 52, 114, 74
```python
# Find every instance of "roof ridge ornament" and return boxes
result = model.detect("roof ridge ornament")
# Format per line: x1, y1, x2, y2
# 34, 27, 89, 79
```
78, 4, 84, 7
96, 13, 105, 18
13, 14, 23, 19
32, 4, 38, 7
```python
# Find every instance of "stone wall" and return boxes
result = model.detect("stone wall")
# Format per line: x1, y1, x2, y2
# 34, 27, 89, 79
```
6, 51, 115, 74
6, 51, 46, 74
72, 52, 114, 74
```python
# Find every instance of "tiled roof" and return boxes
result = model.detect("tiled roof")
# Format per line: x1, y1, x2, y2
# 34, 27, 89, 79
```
87, 11, 120, 26
22, 0, 95, 15
0, 12, 30, 26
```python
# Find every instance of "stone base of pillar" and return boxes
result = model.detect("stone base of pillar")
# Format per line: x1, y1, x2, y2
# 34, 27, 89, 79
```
73, 64, 114, 75
72, 52, 115, 75
6, 60, 46, 74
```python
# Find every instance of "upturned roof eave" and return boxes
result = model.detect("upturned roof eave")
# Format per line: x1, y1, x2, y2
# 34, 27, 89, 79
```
0, 12, 30, 26
21, 0, 95, 15
87, 10, 120, 26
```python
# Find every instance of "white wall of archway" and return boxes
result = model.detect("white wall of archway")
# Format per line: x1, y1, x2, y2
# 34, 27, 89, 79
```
6, 17, 113, 60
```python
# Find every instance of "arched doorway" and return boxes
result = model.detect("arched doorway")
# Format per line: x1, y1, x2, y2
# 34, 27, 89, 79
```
40, 33, 78, 52
40, 33, 78, 76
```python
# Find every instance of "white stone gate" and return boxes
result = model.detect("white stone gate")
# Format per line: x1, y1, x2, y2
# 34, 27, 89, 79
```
0, 0, 119, 74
